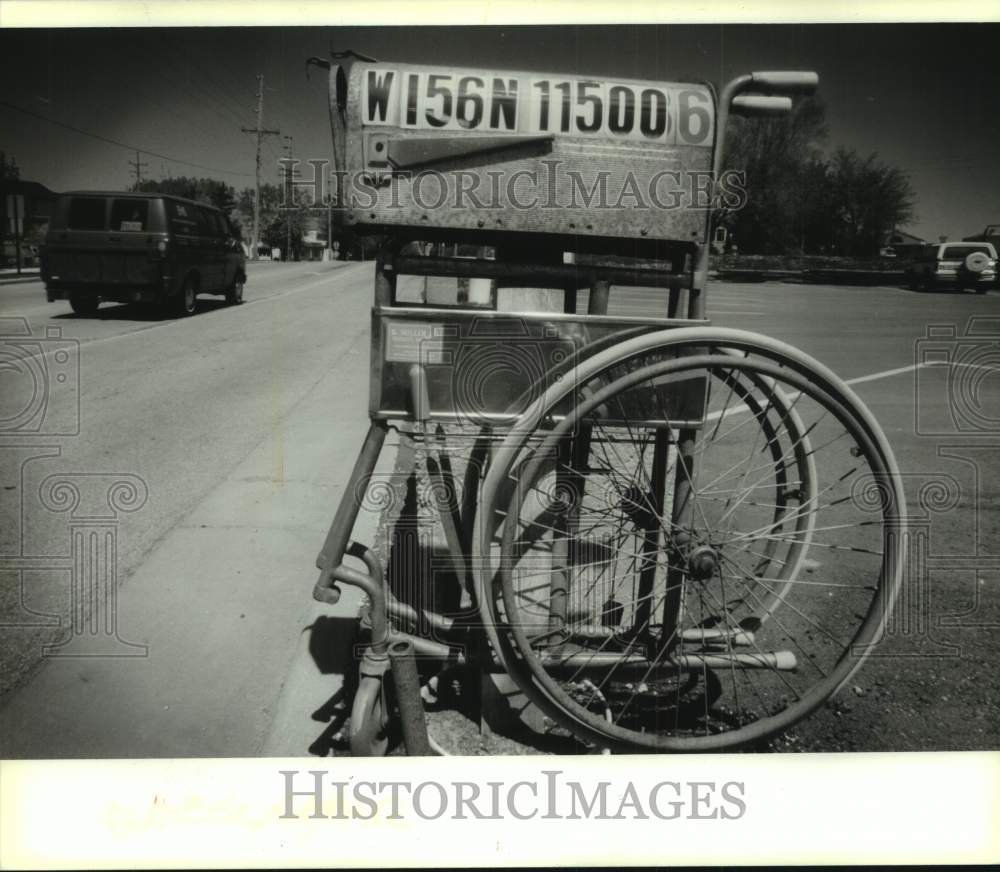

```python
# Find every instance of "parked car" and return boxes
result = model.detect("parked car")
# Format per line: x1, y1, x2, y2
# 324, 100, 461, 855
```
904, 241, 997, 293
40, 192, 246, 315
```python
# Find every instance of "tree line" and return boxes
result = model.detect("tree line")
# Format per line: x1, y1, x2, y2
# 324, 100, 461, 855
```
130, 177, 317, 259
121, 97, 915, 261
718, 97, 916, 256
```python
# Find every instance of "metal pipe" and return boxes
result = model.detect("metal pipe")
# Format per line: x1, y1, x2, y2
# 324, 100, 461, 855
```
588, 278, 611, 315
672, 651, 797, 671
331, 550, 390, 654
425, 435, 472, 594
389, 639, 433, 756
315, 421, 387, 575
375, 248, 396, 306
661, 427, 698, 653
536, 649, 795, 672
408, 363, 430, 422
688, 245, 707, 320
385, 593, 455, 635
395, 255, 690, 290
388, 630, 460, 661
634, 427, 670, 634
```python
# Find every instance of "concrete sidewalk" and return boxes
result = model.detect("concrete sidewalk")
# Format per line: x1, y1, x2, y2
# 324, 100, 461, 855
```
0, 270, 392, 758
0, 270, 41, 286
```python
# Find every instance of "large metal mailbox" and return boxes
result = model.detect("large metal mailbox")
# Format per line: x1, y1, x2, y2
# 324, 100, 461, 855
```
324, 56, 717, 244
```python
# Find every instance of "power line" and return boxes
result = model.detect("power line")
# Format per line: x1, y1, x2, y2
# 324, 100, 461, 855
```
264, 81, 317, 141
153, 47, 256, 133
0, 99, 255, 178
120, 40, 255, 151
156, 42, 261, 126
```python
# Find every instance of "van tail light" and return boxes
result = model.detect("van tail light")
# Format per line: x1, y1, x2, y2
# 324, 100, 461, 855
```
149, 239, 168, 260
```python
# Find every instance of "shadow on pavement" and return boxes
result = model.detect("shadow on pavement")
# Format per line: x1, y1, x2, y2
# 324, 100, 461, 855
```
51, 298, 235, 321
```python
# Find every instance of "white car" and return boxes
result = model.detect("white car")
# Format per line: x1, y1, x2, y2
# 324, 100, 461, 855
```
905, 242, 997, 293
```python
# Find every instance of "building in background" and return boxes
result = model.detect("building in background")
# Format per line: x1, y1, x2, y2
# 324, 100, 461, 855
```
881, 227, 926, 258
963, 224, 1000, 248
1, 179, 58, 270
300, 213, 329, 262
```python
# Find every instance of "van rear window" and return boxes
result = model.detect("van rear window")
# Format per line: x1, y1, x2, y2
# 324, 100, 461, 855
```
110, 199, 149, 232
166, 200, 199, 234
67, 198, 107, 230
208, 211, 228, 237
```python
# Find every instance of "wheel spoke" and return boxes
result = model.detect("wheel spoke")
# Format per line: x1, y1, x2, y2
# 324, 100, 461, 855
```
485, 339, 901, 751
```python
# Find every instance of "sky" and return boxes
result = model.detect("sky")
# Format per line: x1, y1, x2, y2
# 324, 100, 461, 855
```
1, 24, 998, 241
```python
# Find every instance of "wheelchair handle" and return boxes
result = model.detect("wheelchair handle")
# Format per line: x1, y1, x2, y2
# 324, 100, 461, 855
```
749, 71, 819, 96
312, 569, 342, 605
731, 95, 794, 117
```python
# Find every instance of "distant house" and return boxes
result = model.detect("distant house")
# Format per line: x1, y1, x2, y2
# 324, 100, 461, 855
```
301, 228, 327, 261
881, 228, 926, 259
300, 215, 330, 262
1, 179, 58, 268
964, 224, 1000, 248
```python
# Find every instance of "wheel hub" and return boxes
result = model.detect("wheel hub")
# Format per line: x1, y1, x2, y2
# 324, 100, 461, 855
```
688, 545, 720, 581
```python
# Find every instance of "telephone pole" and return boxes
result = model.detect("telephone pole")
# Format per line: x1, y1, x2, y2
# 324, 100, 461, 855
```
129, 150, 148, 189
241, 74, 279, 260
282, 135, 294, 262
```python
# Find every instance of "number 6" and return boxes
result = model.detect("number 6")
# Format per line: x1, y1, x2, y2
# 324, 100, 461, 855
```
678, 90, 712, 144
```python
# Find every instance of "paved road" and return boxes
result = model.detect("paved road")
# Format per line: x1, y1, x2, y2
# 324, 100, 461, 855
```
0, 269, 997, 755
616, 280, 1000, 752
0, 260, 374, 755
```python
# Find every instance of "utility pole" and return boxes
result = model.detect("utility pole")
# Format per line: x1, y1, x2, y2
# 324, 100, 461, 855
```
282, 135, 295, 262
241, 74, 279, 260
327, 185, 333, 260
129, 150, 148, 189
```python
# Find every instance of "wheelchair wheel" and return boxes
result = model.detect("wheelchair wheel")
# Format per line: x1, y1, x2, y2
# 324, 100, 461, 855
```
473, 327, 904, 751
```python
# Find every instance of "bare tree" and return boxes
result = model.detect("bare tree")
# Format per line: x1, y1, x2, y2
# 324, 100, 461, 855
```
825, 148, 916, 256
720, 100, 916, 257
720, 96, 829, 254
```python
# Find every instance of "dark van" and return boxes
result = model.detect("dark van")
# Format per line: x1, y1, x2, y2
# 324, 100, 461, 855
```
40, 192, 246, 316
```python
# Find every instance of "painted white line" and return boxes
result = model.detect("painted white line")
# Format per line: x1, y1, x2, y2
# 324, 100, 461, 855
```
705, 361, 931, 423
843, 359, 1000, 388
843, 362, 924, 387
24, 263, 369, 360
927, 359, 1000, 374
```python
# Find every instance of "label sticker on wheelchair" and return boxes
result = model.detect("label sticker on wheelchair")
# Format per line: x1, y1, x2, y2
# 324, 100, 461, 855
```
385, 321, 450, 364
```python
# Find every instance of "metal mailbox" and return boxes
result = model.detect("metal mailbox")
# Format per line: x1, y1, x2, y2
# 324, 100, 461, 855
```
323, 56, 717, 243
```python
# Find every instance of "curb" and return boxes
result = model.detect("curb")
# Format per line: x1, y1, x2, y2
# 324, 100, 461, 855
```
0, 274, 41, 286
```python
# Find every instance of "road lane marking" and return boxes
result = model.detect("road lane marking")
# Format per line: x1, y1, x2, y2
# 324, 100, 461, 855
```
846, 359, 1000, 387
16, 263, 370, 360
844, 362, 926, 386
703, 360, 956, 423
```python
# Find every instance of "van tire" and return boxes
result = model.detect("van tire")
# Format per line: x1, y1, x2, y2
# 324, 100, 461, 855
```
176, 276, 197, 317
70, 295, 99, 315
225, 277, 244, 306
